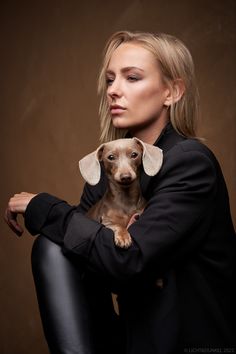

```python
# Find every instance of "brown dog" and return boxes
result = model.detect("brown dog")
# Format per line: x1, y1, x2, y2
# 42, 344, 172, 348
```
79, 138, 163, 248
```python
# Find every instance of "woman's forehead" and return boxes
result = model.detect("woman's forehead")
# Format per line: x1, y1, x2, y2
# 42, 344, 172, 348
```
107, 43, 157, 72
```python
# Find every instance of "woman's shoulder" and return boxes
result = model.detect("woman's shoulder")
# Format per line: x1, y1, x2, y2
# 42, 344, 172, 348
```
158, 124, 217, 164
169, 137, 218, 164
161, 137, 222, 180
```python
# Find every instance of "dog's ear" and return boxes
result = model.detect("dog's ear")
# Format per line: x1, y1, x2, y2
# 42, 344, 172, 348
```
133, 138, 163, 176
78, 144, 105, 185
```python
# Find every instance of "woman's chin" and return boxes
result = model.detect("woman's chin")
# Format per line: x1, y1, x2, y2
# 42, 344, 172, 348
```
111, 116, 129, 129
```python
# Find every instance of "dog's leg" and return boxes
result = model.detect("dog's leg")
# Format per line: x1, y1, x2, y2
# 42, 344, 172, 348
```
113, 227, 132, 248
102, 217, 132, 248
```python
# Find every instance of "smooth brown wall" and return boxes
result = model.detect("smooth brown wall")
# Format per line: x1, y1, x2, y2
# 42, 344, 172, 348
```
1, 1, 235, 353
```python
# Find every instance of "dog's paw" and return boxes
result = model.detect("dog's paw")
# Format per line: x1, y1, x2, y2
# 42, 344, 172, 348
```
114, 232, 132, 248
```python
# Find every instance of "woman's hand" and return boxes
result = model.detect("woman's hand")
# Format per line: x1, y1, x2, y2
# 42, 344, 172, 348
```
4, 192, 37, 236
126, 213, 141, 229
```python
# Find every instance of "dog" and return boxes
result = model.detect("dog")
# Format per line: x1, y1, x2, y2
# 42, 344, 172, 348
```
79, 137, 163, 248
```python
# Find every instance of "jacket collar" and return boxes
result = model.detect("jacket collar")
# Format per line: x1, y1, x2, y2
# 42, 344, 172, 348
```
140, 122, 185, 196
153, 121, 186, 153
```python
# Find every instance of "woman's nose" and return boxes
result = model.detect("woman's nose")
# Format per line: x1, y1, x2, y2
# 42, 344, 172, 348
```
107, 79, 122, 98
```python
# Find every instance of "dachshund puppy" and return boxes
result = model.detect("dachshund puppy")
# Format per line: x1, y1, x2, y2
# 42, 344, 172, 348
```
79, 138, 163, 248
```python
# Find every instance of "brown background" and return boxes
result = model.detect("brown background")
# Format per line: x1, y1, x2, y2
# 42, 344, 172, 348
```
0, 0, 235, 353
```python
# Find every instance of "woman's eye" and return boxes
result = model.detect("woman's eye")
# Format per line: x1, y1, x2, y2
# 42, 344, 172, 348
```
131, 152, 138, 158
106, 77, 114, 86
127, 76, 139, 82
107, 154, 115, 161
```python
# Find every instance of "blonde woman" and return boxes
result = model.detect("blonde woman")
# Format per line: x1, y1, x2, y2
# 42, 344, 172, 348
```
5, 31, 236, 354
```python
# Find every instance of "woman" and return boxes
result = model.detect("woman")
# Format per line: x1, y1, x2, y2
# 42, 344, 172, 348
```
5, 31, 236, 354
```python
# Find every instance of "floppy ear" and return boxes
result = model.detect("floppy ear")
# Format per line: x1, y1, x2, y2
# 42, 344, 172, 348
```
78, 144, 104, 185
133, 137, 163, 176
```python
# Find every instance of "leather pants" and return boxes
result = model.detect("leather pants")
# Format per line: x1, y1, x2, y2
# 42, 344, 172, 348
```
31, 235, 122, 354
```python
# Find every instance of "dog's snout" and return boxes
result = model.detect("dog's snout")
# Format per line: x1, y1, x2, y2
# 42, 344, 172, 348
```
120, 173, 132, 184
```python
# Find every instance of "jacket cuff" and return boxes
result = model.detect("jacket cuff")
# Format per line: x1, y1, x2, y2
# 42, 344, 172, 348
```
24, 193, 66, 235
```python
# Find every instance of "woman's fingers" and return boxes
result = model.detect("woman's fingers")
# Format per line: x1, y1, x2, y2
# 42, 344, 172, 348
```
4, 208, 24, 236
4, 192, 37, 236
127, 213, 140, 229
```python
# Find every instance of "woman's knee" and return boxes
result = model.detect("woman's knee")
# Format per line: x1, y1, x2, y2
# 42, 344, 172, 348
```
31, 235, 62, 274
31, 235, 85, 288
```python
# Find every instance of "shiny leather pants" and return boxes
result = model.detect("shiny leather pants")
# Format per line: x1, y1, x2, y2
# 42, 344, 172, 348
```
31, 235, 122, 354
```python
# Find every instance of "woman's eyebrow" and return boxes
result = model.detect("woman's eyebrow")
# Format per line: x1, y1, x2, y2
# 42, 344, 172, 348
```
106, 66, 144, 75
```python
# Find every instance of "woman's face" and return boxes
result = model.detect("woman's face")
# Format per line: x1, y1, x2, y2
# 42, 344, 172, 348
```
106, 43, 170, 135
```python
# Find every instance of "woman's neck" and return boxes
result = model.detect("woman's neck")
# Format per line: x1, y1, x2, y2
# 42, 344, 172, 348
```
130, 116, 169, 145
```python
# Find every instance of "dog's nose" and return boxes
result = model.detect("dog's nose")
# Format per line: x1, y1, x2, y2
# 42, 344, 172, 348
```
120, 174, 132, 184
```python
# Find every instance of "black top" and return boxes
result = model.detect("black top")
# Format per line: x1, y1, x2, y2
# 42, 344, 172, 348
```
25, 123, 236, 348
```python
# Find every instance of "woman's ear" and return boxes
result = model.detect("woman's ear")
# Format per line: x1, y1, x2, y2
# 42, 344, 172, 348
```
164, 78, 185, 107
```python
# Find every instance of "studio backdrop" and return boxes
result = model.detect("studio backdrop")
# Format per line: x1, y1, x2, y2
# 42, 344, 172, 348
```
0, 1, 235, 353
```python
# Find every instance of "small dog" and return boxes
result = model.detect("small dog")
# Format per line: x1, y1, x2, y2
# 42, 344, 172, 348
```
79, 138, 163, 248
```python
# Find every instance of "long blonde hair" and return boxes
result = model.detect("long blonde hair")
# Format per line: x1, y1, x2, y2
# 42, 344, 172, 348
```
98, 31, 200, 143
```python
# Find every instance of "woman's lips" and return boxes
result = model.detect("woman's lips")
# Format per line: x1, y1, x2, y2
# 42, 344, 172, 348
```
110, 105, 126, 115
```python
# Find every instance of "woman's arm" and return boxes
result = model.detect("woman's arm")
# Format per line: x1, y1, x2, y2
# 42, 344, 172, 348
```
5, 167, 107, 241
5, 142, 219, 283
21, 142, 218, 284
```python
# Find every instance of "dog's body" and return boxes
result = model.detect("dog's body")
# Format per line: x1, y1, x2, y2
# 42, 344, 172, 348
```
86, 164, 147, 248
79, 138, 163, 248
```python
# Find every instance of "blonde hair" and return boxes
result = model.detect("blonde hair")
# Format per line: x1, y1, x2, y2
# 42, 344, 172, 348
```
98, 31, 200, 143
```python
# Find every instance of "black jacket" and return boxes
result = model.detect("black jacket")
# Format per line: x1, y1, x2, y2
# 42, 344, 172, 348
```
25, 123, 236, 351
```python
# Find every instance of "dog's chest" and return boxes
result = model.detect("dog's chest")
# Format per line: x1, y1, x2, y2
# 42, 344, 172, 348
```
102, 194, 145, 222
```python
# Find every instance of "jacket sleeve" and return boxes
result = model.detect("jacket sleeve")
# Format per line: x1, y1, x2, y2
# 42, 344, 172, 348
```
25, 143, 217, 283
24, 171, 107, 244
62, 143, 218, 281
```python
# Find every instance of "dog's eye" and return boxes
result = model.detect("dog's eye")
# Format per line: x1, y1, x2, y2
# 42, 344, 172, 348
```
131, 152, 138, 159
107, 154, 115, 161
